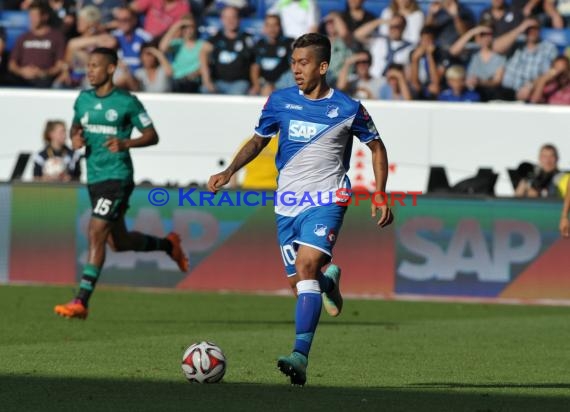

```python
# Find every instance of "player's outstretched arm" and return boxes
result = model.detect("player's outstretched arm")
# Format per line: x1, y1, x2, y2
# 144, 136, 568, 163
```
105, 127, 159, 153
207, 135, 270, 193
560, 177, 570, 237
368, 139, 393, 228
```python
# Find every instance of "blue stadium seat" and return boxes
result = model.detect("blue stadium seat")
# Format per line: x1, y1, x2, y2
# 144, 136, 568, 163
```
0, 10, 30, 51
318, 0, 346, 17
541, 28, 570, 54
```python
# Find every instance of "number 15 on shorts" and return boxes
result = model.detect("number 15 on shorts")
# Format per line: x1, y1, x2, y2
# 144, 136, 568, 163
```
94, 197, 112, 216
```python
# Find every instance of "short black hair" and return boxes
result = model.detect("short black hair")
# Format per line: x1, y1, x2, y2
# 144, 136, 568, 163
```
90, 47, 118, 65
29, 0, 51, 16
420, 25, 437, 37
292, 33, 331, 64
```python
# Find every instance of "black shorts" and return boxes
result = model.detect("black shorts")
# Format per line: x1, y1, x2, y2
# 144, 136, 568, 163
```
88, 179, 135, 221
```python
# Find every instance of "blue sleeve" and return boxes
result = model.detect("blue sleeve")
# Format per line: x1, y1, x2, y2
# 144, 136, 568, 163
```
254, 95, 280, 137
350, 103, 380, 143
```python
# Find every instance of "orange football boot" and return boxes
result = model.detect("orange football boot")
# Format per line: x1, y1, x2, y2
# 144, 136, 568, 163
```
54, 299, 88, 319
166, 232, 189, 272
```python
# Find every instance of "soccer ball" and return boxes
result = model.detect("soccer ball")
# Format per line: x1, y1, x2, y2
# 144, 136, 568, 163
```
181, 341, 226, 383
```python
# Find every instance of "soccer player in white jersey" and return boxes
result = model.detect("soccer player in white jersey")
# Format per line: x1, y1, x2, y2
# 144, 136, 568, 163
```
208, 33, 393, 386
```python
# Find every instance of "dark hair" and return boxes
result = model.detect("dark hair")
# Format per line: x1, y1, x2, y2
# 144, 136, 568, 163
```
29, 0, 51, 16
90, 47, 118, 65
391, 13, 407, 29
265, 14, 282, 26
420, 25, 437, 37
292, 33, 331, 64
541, 144, 559, 161
359, 50, 373, 64
386, 63, 404, 73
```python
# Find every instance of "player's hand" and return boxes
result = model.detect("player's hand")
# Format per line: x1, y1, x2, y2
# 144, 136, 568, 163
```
207, 171, 232, 194
560, 217, 569, 238
372, 203, 393, 228
71, 128, 85, 149
104, 136, 129, 152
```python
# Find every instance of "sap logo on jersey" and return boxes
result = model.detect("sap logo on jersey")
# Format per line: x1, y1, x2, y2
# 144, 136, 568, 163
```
288, 120, 328, 142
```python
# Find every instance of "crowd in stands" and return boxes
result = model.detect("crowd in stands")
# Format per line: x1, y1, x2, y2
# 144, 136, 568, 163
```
1, 0, 570, 103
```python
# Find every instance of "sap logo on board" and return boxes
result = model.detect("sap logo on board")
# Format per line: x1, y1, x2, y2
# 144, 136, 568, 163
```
397, 218, 541, 282
288, 120, 327, 142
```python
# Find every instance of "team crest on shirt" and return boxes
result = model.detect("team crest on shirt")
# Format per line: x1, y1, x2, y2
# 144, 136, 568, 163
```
314, 224, 328, 237
327, 229, 337, 244
105, 109, 118, 122
326, 105, 339, 119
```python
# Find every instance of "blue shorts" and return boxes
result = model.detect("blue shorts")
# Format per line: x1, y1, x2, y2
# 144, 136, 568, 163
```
276, 204, 347, 277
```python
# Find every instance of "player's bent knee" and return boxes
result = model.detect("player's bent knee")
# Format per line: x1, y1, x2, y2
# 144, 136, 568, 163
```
294, 257, 320, 280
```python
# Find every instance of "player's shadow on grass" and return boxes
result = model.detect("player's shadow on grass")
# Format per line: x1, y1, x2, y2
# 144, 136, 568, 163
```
103, 319, 401, 328
410, 382, 570, 389
1, 375, 569, 412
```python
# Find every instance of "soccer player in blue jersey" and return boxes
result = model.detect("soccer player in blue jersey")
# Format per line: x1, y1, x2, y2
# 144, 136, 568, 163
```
208, 33, 392, 385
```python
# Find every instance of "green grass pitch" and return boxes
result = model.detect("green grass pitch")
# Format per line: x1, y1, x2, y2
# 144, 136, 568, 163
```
0, 285, 569, 412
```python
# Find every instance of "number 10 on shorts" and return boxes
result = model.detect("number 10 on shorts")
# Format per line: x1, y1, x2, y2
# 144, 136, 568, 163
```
280, 244, 296, 266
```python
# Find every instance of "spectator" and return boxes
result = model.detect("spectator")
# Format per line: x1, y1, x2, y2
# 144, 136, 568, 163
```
479, 0, 524, 38
268, 0, 320, 39
379, 0, 425, 45
497, 18, 558, 101
47, 0, 78, 39
250, 14, 294, 96
7, 1, 66, 88
131, 0, 190, 38
425, 0, 474, 50
543, 0, 565, 28
33, 120, 81, 182
322, 12, 353, 87
408, 25, 444, 99
438, 65, 481, 101
200, 6, 255, 95
159, 14, 204, 93
78, 0, 126, 26
336, 51, 384, 99
549, 0, 570, 26
354, 14, 414, 78
449, 24, 507, 101
125, 44, 173, 92
515, 144, 564, 197
0, 28, 6, 84
530, 55, 570, 104
112, 7, 152, 74
380, 63, 413, 100
341, 0, 376, 33
54, 5, 115, 89
511, 0, 543, 19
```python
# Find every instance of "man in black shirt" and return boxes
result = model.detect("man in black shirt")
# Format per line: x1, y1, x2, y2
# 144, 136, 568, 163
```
200, 6, 255, 95
251, 14, 294, 96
